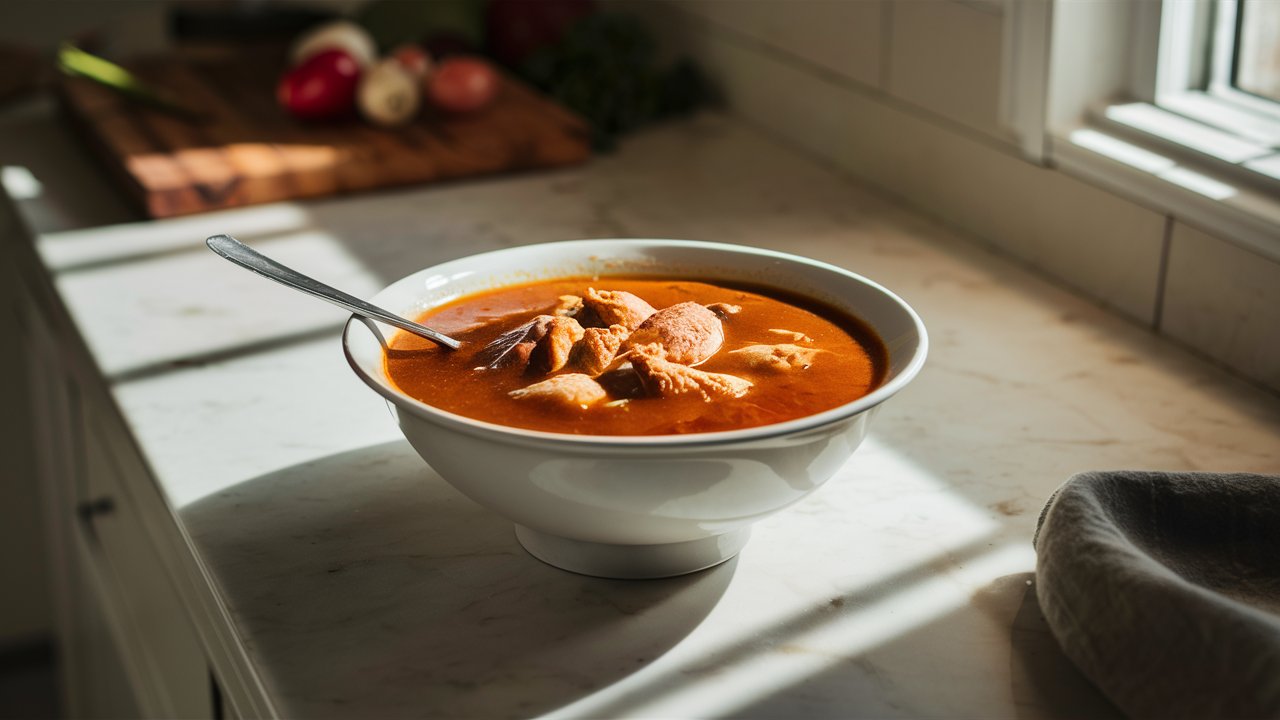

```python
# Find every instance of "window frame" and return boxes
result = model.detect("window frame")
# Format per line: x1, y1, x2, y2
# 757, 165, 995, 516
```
1021, 0, 1280, 262
1136, 0, 1280, 160
1207, 0, 1280, 120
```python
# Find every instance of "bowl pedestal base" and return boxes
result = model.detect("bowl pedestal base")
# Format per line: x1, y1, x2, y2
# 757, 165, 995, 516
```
513, 526, 751, 579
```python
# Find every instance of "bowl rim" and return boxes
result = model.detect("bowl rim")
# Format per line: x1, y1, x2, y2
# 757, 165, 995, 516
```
342, 238, 928, 450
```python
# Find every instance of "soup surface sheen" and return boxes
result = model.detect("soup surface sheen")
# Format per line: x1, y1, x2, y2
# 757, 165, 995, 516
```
385, 277, 886, 436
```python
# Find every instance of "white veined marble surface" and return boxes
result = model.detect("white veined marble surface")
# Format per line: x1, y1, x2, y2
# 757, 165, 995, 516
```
15, 107, 1280, 718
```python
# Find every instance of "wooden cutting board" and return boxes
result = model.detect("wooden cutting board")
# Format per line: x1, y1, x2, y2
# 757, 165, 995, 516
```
57, 51, 593, 218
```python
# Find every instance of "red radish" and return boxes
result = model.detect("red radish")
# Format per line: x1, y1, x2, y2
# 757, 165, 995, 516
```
390, 44, 432, 78
427, 57, 499, 114
277, 49, 362, 120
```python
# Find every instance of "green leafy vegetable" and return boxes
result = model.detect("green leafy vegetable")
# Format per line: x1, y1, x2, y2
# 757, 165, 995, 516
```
518, 13, 709, 151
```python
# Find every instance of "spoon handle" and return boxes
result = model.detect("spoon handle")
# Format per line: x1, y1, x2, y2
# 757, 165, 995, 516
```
206, 234, 461, 350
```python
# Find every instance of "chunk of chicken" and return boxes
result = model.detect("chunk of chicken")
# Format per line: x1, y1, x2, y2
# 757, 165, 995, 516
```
580, 288, 656, 331
624, 302, 724, 365
550, 295, 583, 317
767, 328, 813, 343
475, 314, 584, 373
508, 374, 607, 409
706, 302, 741, 319
528, 316, 585, 374
475, 315, 556, 369
630, 344, 752, 401
568, 324, 630, 376
729, 344, 825, 372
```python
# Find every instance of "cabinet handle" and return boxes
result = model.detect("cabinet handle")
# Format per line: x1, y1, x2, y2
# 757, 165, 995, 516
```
77, 496, 115, 522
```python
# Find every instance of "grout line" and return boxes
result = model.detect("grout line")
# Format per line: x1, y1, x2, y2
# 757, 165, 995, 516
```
1152, 216, 1174, 331
663, 1, 1026, 161
880, 0, 894, 92
952, 0, 1005, 17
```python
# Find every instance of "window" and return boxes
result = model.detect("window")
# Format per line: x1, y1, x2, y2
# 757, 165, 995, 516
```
1234, 1, 1280, 104
1011, 0, 1280, 259
1106, 0, 1280, 184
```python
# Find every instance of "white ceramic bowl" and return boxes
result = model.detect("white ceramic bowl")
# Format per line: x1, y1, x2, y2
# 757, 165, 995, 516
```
344, 239, 927, 578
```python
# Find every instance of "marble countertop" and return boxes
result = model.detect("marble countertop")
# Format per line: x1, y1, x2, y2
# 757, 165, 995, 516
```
7, 99, 1280, 718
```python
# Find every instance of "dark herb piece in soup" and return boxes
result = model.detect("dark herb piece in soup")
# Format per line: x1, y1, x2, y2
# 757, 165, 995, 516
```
384, 278, 887, 436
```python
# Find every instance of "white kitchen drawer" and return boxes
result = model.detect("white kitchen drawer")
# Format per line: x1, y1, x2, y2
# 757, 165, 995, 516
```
76, 402, 213, 720
12, 201, 219, 719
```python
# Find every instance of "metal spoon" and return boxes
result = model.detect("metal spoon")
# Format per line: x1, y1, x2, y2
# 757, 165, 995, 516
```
206, 234, 461, 350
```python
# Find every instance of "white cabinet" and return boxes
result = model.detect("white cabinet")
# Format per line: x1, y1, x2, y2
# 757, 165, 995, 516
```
76, 406, 213, 719
10, 205, 217, 719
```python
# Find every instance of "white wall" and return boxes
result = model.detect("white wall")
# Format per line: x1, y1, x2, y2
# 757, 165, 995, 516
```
630, 0, 1280, 394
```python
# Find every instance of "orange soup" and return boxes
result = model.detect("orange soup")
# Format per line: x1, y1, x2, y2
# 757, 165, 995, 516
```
385, 278, 886, 435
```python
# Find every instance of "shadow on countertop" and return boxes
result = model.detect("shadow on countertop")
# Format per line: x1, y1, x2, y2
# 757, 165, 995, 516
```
183, 440, 734, 719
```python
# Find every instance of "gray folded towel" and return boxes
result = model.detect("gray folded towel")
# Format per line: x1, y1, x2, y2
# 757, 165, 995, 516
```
1034, 471, 1280, 719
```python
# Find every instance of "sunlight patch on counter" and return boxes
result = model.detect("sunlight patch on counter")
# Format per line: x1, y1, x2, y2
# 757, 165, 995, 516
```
2, 165, 42, 200
546, 436, 1016, 719
38, 203, 315, 271
617, 543, 1036, 720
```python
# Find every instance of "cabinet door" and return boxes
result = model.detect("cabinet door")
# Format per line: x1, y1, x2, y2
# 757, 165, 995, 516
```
78, 406, 214, 720
17, 286, 118, 718
18, 273, 213, 719
71, 562, 145, 720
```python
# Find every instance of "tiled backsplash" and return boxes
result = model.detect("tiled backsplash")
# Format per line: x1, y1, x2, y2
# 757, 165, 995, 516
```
680, 0, 885, 88
630, 0, 1280, 394
887, 0, 1008, 142
1163, 223, 1280, 390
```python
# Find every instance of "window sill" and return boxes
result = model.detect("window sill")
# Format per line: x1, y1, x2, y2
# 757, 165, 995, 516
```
1049, 125, 1280, 264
